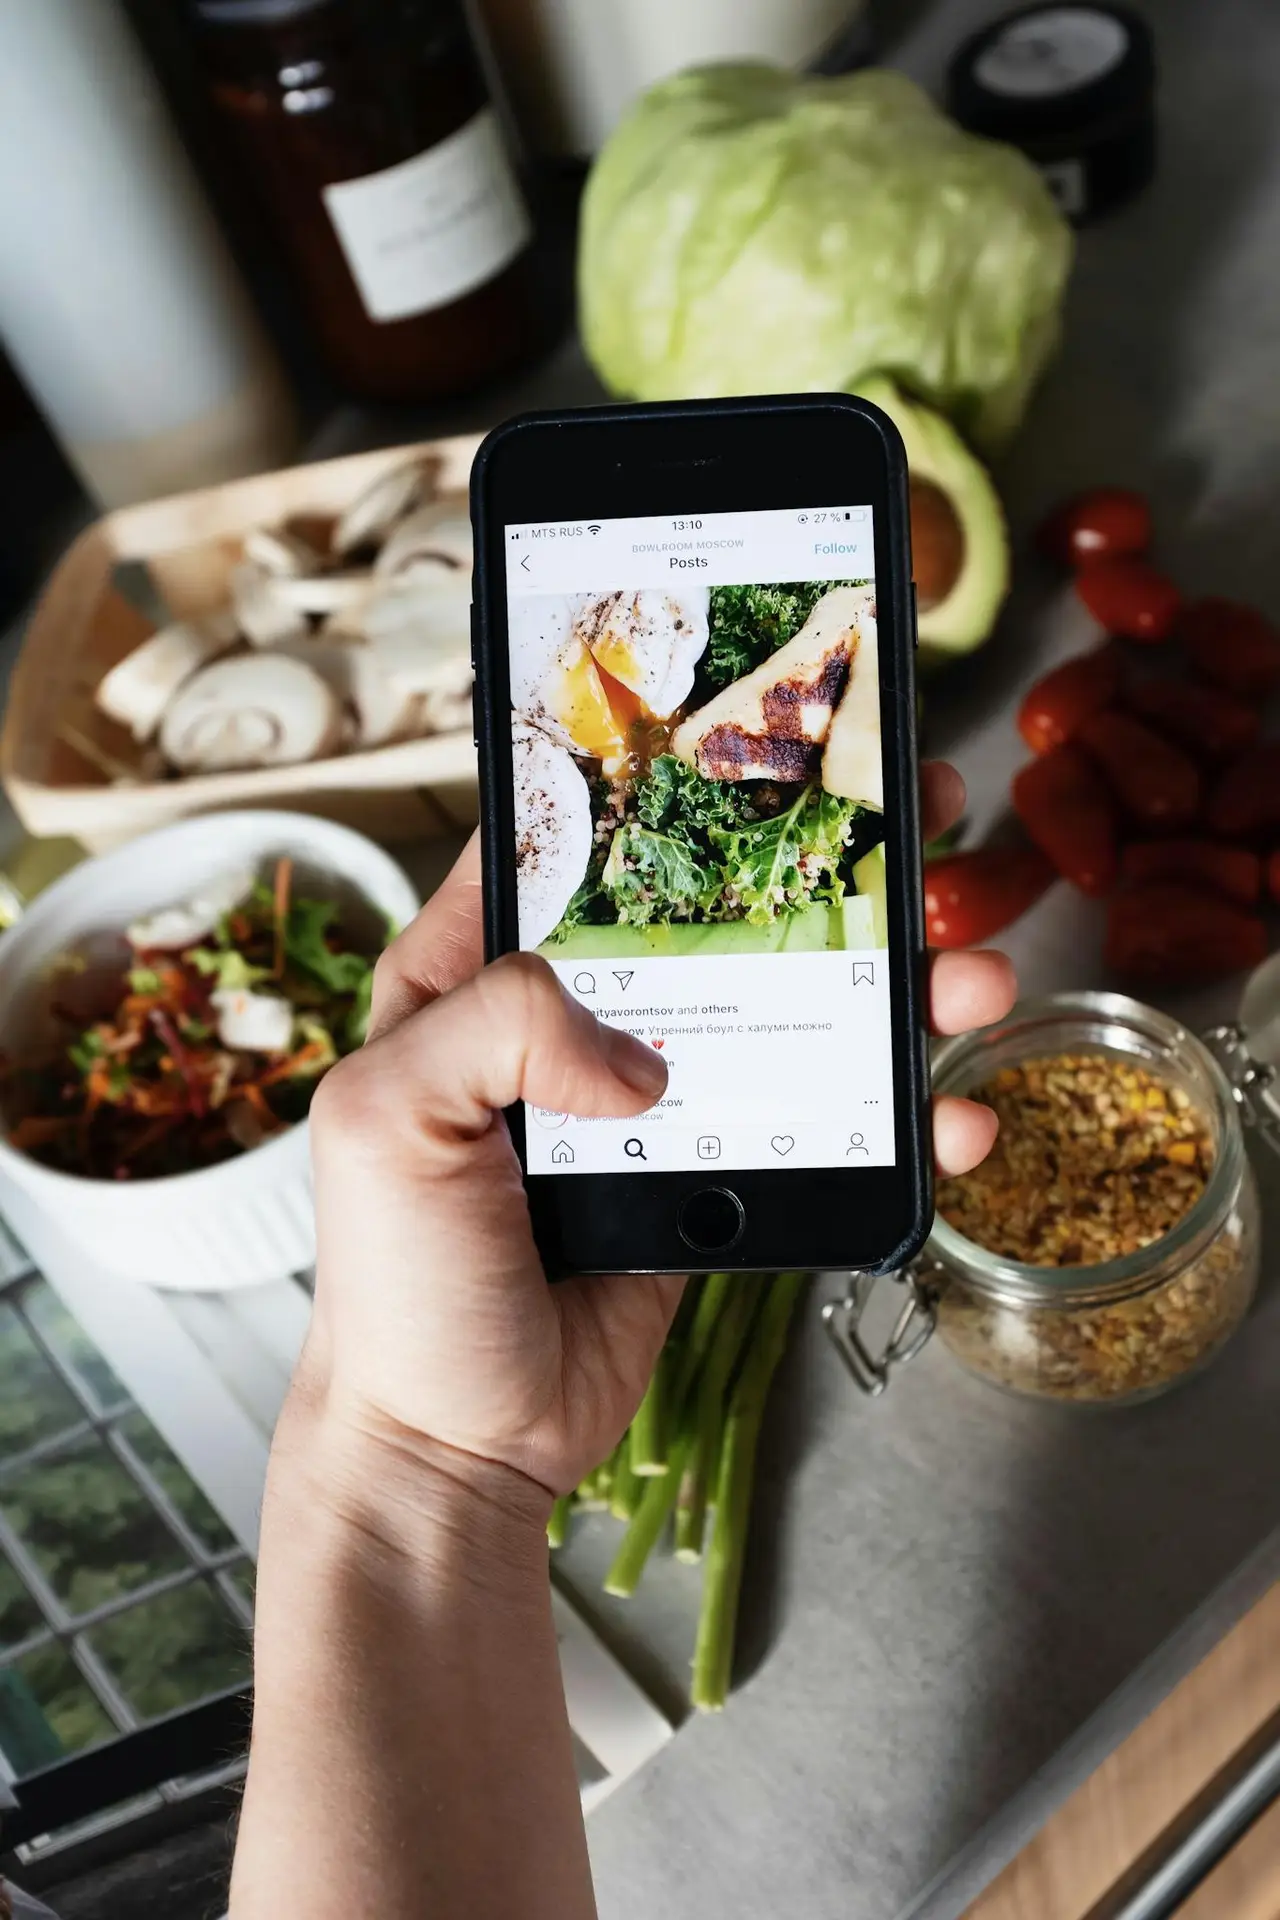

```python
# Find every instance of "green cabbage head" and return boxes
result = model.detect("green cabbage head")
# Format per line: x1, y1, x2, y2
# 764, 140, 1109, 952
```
579, 65, 1073, 450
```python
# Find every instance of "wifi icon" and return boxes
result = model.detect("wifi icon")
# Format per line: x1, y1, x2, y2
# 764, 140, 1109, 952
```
587, 523, 601, 535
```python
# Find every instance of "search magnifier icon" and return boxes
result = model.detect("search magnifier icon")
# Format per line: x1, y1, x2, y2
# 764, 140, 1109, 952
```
624, 1138, 647, 1160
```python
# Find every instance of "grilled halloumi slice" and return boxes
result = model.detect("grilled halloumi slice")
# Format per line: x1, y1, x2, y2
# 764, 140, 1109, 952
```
822, 588, 882, 809
670, 585, 864, 782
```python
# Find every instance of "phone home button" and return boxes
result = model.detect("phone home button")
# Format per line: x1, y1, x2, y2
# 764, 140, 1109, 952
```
677, 1187, 745, 1255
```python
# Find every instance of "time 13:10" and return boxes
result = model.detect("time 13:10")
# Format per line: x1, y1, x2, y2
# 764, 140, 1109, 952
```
671, 518, 703, 531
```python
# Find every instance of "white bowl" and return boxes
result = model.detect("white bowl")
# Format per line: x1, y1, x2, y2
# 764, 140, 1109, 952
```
0, 811, 418, 1290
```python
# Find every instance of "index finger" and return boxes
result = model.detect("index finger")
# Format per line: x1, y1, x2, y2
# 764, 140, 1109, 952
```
367, 832, 483, 1041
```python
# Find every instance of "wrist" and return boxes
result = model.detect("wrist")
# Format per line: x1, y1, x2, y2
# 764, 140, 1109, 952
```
266, 1372, 553, 1598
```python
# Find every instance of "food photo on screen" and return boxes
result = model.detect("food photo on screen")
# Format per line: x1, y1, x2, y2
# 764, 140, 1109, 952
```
509, 580, 889, 959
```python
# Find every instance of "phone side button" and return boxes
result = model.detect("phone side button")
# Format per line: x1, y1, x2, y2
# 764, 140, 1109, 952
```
911, 581, 919, 648
470, 604, 479, 744
677, 1187, 746, 1255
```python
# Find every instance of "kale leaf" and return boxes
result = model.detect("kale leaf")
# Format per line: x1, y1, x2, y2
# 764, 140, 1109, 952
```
702, 581, 866, 689
709, 786, 862, 925
633, 754, 759, 833
601, 820, 719, 926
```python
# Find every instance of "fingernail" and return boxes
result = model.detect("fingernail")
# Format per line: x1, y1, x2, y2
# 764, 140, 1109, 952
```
601, 1023, 668, 1096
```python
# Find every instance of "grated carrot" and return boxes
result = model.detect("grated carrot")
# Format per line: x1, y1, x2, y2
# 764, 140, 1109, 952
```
273, 856, 293, 978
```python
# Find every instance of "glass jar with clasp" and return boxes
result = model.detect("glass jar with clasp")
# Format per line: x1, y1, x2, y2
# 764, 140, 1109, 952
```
824, 972, 1280, 1409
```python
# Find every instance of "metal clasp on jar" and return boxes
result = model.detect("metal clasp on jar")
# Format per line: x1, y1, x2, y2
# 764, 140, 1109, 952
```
1202, 1023, 1280, 1157
822, 1263, 941, 1396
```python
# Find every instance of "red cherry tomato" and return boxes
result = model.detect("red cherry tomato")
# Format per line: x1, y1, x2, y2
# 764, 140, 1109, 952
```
1077, 711, 1200, 831
1125, 677, 1260, 762
1011, 745, 1118, 896
1179, 598, 1280, 698
1207, 744, 1280, 840
1037, 489, 1152, 568
1076, 560, 1181, 643
1016, 644, 1121, 755
1119, 839, 1261, 906
923, 847, 1056, 949
1105, 884, 1267, 986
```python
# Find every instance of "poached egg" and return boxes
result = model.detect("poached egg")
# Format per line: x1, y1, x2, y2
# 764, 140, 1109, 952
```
572, 589, 709, 721
509, 589, 710, 770
512, 720, 594, 949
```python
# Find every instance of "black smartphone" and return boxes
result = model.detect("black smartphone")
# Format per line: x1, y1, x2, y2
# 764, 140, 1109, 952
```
471, 395, 930, 1277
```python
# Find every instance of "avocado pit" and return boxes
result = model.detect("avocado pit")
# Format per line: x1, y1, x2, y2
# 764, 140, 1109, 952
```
910, 479, 966, 611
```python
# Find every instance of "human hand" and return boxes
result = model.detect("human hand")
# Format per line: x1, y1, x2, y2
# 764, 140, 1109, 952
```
302, 764, 1014, 1501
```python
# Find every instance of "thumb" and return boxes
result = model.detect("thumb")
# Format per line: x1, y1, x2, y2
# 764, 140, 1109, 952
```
316, 952, 668, 1171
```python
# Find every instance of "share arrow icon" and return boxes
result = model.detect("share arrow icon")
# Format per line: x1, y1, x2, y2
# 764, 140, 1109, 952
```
612, 971, 634, 990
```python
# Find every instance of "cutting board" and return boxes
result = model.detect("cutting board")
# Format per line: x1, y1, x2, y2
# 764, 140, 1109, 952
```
964, 1580, 1280, 1917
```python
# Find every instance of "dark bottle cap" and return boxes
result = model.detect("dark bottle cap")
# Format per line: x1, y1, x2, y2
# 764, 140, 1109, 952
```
947, 5, 1157, 224
193, 0, 330, 23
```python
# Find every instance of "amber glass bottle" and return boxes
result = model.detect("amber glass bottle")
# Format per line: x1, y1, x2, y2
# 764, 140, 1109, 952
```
193, 0, 540, 401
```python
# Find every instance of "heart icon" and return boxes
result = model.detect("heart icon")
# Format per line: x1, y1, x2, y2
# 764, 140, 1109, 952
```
651, 1038, 665, 1049
770, 1135, 795, 1156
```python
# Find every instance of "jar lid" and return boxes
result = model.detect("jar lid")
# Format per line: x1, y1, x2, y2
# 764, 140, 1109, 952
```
947, 4, 1154, 141
193, 0, 330, 23
947, 5, 1157, 223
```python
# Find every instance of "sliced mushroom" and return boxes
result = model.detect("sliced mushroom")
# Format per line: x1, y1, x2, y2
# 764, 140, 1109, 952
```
420, 685, 473, 734
243, 526, 325, 579
360, 575, 472, 694
95, 611, 239, 742
160, 653, 343, 773
230, 562, 309, 649
374, 502, 472, 581
333, 461, 432, 557
277, 636, 422, 750
268, 571, 377, 619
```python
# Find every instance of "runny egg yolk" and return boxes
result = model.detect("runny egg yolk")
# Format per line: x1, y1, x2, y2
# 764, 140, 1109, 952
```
549, 644, 629, 762
595, 664, 643, 730
588, 627, 649, 704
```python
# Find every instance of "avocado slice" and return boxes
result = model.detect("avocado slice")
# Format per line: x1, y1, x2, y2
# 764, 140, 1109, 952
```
541, 900, 871, 960
856, 378, 1009, 668
540, 887, 884, 961
852, 844, 888, 949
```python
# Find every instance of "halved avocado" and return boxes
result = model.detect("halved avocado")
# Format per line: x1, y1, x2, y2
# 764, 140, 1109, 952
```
856, 378, 1009, 667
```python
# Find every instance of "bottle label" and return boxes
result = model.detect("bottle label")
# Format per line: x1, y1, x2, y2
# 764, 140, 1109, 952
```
323, 109, 531, 324
974, 8, 1127, 99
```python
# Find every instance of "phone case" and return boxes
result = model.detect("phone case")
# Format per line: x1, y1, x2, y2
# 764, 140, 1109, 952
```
471, 395, 932, 1279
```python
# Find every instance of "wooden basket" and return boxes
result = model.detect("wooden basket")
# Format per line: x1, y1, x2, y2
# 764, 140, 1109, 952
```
1, 436, 483, 851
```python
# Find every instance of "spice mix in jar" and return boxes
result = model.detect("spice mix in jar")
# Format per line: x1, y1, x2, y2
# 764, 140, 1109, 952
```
825, 992, 1267, 1408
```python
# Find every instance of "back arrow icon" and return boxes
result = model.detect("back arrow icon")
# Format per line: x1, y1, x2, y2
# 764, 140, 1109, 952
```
520, 554, 531, 572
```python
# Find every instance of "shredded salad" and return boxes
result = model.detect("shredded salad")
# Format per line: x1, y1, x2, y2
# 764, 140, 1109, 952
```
0, 861, 382, 1181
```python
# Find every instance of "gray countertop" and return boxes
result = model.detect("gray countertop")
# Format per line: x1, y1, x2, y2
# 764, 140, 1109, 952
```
561, 2, 1280, 1915
9, 0, 1280, 1914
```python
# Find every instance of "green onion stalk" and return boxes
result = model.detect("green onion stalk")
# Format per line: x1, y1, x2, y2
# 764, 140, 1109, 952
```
690, 1272, 806, 1711
543, 1270, 807, 1713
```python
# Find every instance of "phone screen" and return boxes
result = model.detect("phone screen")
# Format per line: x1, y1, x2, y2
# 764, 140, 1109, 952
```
505, 504, 892, 1178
